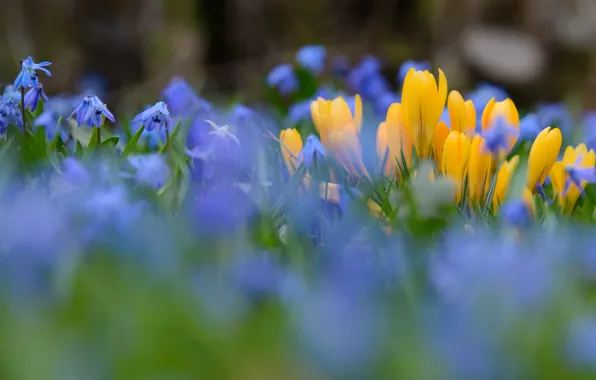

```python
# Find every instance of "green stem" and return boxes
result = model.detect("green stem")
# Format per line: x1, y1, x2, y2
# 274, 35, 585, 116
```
97, 127, 101, 149
165, 126, 179, 214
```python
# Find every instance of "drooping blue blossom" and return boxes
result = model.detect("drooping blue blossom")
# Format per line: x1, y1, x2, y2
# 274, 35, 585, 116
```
24, 83, 50, 112
519, 114, 541, 141
483, 117, 519, 154
13, 56, 52, 90
131, 101, 170, 132
536, 103, 573, 138
397, 60, 431, 84
296, 45, 327, 76
347, 56, 390, 101
267, 63, 298, 95
298, 135, 327, 168
161, 77, 201, 117
0, 97, 23, 134
127, 154, 170, 189
68, 95, 115, 128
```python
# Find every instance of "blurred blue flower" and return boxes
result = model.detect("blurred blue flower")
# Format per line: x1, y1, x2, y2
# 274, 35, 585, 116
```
296, 45, 326, 76
34, 108, 68, 141
127, 154, 170, 189
519, 114, 541, 141
24, 83, 50, 112
536, 103, 573, 138
501, 200, 532, 227
483, 117, 519, 154
467, 83, 509, 113
231, 253, 283, 300
374, 91, 400, 115
440, 107, 450, 127
293, 285, 383, 375
583, 111, 596, 150
564, 164, 596, 195
298, 135, 326, 168
132, 101, 170, 132
566, 315, 596, 369
162, 77, 202, 117
62, 157, 91, 186
397, 60, 431, 84
267, 63, 298, 95
3, 85, 20, 101
68, 95, 115, 128
288, 99, 312, 124
0, 97, 23, 134
13, 56, 52, 90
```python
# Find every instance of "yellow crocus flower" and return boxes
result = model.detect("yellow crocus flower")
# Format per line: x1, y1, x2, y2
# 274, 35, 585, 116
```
311, 95, 366, 176
401, 68, 448, 159
550, 144, 596, 213
433, 121, 450, 171
468, 135, 492, 204
481, 98, 520, 155
441, 131, 471, 203
377, 103, 413, 177
279, 128, 303, 173
448, 90, 475, 137
526, 127, 562, 191
492, 155, 520, 211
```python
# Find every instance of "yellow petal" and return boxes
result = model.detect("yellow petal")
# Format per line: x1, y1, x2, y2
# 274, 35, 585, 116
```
468, 135, 492, 203
464, 100, 476, 136
280, 128, 303, 174
354, 94, 363, 133
442, 131, 471, 203
377, 121, 393, 176
448, 90, 466, 133
433, 121, 450, 170
481, 98, 496, 133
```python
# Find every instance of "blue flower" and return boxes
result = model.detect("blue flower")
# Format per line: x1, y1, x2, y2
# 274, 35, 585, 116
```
267, 63, 298, 95
161, 77, 202, 117
564, 161, 596, 196
231, 253, 283, 300
296, 45, 326, 76
397, 60, 431, 84
13, 56, 52, 90
483, 117, 519, 154
0, 97, 23, 134
583, 111, 596, 151
501, 200, 532, 227
298, 135, 327, 168
519, 113, 541, 141
537, 103, 573, 138
3, 85, 20, 101
132, 101, 170, 132
467, 82, 509, 112
374, 91, 400, 115
34, 108, 68, 141
68, 95, 115, 128
127, 154, 170, 189
440, 107, 450, 127
24, 83, 50, 111
288, 100, 312, 124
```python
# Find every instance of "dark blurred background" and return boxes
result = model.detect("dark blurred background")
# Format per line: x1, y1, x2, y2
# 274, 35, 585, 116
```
2, 0, 596, 112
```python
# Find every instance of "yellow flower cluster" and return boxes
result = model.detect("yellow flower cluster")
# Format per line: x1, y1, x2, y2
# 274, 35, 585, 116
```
279, 67, 596, 217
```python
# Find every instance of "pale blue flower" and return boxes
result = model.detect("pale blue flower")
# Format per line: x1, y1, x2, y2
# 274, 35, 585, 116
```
127, 154, 170, 189
13, 56, 52, 90
483, 117, 519, 154
267, 64, 298, 95
132, 101, 170, 131
296, 45, 326, 75
161, 77, 201, 116
519, 114, 541, 141
2, 85, 20, 101
298, 135, 326, 168
0, 97, 23, 134
68, 95, 115, 128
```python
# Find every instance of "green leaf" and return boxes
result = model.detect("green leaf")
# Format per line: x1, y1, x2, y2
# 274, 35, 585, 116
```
74, 140, 84, 158
121, 125, 144, 158
50, 117, 64, 152
101, 136, 120, 148
87, 127, 100, 150
160, 122, 182, 154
